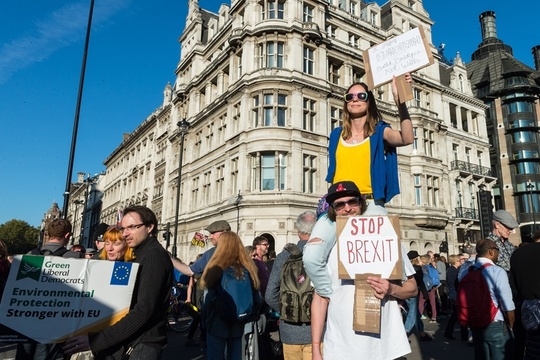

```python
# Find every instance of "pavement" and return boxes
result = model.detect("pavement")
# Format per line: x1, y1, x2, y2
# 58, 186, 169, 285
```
0, 315, 474, 360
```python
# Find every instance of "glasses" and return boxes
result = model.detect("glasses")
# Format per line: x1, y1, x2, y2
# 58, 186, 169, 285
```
119, 223, 145, 232
489, 247, 500, 251
259, 243, 269, 247
344, 92, 369, 102
332, 197, 361, 211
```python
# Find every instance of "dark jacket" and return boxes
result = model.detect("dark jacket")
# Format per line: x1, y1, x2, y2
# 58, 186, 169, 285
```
89, 236, 173, 357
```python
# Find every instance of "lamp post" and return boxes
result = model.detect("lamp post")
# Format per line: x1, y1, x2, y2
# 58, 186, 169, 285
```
234, 191, 242, 232
526, 179, 536, 237
173, 117, 190, 258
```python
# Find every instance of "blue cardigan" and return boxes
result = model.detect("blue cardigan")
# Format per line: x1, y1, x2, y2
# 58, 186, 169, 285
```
325, 121, 400, 203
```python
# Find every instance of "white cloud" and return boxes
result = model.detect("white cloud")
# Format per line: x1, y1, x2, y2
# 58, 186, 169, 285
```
0, 0, 131, 84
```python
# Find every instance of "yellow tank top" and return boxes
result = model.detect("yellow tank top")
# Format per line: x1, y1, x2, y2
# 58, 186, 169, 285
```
334, 137, 372, 195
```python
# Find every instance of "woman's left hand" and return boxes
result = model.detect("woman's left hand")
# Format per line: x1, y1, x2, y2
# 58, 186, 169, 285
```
63, 335, 91, 355
392, 73, 413, 103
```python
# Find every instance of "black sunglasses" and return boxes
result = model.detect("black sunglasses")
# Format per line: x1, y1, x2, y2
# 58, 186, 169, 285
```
344, 92, 369, 102
332, 197, 361, 211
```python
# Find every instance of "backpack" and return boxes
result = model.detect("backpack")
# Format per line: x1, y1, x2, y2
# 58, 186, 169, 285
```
279, 243, 313, 324
427, 264, 441, 287
30, 246, 70, 257
456, 263, 498, 327
220, 266, 258, 322
422, 265, 434, 291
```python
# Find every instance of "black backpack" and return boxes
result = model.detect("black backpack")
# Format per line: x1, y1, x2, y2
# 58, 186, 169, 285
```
30, 246, 70, 257
279, 243, 313, 324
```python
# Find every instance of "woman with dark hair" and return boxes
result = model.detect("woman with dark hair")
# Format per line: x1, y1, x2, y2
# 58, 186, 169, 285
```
200, 231, 260, 360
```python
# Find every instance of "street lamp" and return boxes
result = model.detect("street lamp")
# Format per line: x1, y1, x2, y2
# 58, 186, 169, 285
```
526, 180, 536, 237
234, 191, 242, 232
173, 117, 190, 258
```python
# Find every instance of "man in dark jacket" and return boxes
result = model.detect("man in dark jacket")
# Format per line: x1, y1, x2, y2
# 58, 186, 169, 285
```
64, 206, 173, 359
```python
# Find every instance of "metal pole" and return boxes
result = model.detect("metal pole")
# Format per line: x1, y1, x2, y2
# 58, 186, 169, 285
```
527, 180, 536, 237
61, 0, 95, 219
173, 119, 190, 258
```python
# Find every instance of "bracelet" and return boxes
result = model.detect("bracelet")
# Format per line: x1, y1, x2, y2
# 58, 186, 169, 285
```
312, 342, 321, 345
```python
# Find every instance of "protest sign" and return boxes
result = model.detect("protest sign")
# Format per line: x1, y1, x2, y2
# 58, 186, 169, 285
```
336, 215, 403, 280
0, 255, 139, 344
336, 215, 403, 333
363, 26, 434, 101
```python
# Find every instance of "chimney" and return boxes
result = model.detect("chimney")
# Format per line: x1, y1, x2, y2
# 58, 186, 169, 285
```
532, 45, 540, 71
77, 172, 85, 184
479, 11, 497, 41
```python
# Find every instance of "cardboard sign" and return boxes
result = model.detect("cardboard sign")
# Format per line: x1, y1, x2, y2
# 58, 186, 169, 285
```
363, 26, 434, 101
336, 215, 403, 280
0, 255, 139, 343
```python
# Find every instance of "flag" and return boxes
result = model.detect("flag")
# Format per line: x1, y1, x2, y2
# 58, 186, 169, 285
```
110, 262, 132, 286
116, 209, 123, 226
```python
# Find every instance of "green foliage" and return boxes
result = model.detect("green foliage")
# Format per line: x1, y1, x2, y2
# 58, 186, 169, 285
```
0, 219, 40, 255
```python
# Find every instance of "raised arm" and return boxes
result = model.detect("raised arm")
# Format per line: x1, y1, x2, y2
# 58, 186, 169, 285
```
383, 73, 414, 146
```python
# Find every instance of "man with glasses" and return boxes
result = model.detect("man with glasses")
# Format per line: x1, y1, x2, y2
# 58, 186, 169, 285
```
488, 210, 518, 273
64, 206, 173, 360
304, 181, 417, 360
458, 238, 515, 360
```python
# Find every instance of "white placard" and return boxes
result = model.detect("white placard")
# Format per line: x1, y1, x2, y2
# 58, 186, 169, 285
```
0, 255, 139, 343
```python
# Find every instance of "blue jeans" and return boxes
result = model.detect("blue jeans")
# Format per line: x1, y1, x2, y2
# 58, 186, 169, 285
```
404, 296, 424, 334
471, 321, 514, 360
303, 201, 387, 298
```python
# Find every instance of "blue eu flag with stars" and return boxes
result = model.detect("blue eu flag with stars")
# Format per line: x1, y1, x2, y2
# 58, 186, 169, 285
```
110, 262, 132, 286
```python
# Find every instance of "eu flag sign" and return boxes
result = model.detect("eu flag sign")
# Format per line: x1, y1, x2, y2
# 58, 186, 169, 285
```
110, 262, 133, 286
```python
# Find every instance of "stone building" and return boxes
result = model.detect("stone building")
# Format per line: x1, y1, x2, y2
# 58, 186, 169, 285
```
466, 11, 540, 244
89, 0, 497, 261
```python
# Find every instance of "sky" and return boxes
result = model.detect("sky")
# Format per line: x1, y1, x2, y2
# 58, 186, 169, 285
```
0, 0, 538, 228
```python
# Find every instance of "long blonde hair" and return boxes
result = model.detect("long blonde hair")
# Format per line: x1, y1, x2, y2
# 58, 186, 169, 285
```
200, 231, 260, 290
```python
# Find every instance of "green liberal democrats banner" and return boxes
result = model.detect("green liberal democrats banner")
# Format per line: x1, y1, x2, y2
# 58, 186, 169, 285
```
0, 255, 139, 344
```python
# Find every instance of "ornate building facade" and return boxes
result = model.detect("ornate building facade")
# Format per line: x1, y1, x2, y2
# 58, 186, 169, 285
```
72, 0, 498, 262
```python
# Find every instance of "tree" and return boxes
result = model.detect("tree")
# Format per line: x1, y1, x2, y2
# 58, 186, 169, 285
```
0, 219, 40, 255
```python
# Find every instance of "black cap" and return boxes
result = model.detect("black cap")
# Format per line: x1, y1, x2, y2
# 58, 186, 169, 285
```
326, 181, 362, 204
93, 223, 109, 242
407, 250, 420, 260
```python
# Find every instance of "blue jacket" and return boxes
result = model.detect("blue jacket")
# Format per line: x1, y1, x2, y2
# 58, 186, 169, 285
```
326, 121, 399, 203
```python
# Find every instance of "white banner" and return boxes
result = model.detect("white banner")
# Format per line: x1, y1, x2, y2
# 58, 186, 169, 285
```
0, 255, 139, 344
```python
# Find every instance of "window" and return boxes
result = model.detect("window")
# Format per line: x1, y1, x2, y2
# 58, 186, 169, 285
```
412, 127, 418, 151
414, 175, 421, 206
423, 129, 434, 156
510, 131, 538, 144
326, 24, 336, 38
303, 3, 314, 22
413, 89, 421, 107
191, 177, 200, 210
349, 0, 358, 15
427, 175, 439, 207
258, 41, 284, 68
253, 152, 287, 191
453, 144, 459, 161
216, 165, 224, 201
303, 46, 314, 75
465, 147, 471, 163
349, 33, 359, 48
203, 171, 211, 204
330, 106, 342, 130
328, 60, 341, 84
253, 93, 288, 127
262, 0, 285, 19
303, 98, 316, 131
303, 154, 317, 193
477, 151, 483, 167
